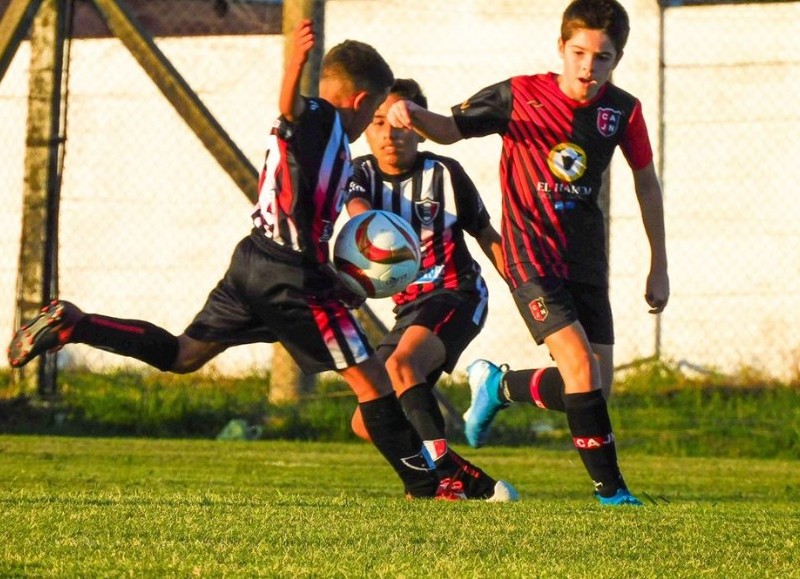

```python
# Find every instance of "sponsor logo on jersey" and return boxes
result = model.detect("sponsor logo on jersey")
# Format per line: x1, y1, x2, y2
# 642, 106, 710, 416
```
529, 297, 549, 322
414, 198, 440, 225
573, 433, 615, 449
597, 107, 622, 137
412, 264, 444, 285
547, 142, 587, 182
527, 99, 544, 108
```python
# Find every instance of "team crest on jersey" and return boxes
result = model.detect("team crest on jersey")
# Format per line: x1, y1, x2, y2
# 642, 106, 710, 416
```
597, 107, 622, 137
414, 199, 440, 225
529, 297, 549, 322
547, 142, 587, 182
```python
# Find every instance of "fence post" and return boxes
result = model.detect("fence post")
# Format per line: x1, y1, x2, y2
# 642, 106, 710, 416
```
14, 0, 67, 396
268, 0, 325, 404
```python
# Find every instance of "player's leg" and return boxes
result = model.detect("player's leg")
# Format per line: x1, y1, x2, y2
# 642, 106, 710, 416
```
463, 278, 604, 445
260, 259, 438, 499
545, 323, 639, 504
337, 356, 438, 498
7, 299, 224, 372
375, 292, 516, 501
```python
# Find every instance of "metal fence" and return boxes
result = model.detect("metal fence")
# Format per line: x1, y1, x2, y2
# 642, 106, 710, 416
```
1, 0, 798, 383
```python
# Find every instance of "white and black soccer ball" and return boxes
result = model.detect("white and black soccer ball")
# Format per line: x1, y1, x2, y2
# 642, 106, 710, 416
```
332, 210, 421, 299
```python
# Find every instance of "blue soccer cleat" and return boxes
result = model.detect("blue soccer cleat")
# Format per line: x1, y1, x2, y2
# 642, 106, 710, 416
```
463, 359, 509, 448
595, 488, 643, 506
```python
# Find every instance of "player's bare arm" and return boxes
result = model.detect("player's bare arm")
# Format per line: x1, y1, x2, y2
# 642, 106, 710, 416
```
279, 18, 315, 121
387, 100, 463, 144
345, 197, 372, 217
474, 223, 505, 280
633, 162, 670, 313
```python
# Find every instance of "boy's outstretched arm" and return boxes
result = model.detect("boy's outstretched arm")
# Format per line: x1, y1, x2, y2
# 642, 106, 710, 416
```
387, 100, 463, 144
279, 18, 315, 122
633, 162, 670, 314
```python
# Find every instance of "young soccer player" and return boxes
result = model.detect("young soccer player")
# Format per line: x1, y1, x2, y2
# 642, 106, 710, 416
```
8, 20, 439, 499
346, 79, 516, 501
387, 0, 669, 505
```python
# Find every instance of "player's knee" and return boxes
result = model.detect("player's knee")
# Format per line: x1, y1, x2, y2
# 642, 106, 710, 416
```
384, 352, 417, 389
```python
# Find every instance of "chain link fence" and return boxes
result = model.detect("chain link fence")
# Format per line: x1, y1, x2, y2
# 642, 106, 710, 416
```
1, 0, 798, 382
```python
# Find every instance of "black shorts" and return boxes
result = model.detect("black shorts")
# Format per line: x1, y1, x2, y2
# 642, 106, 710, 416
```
376, 289, 488, 374
511, 277, 614, 346
184, 236, 373, 374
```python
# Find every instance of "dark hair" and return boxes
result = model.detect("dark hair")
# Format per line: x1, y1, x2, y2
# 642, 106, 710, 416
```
390, 78, 428, 109
561, 0, 630, 54
322, 40, 394, 95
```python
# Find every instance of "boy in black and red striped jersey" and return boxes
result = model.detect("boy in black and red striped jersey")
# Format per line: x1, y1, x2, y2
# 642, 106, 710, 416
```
347, 79, 517, 501
8, 20, 440, 499
388, 0, 669, 505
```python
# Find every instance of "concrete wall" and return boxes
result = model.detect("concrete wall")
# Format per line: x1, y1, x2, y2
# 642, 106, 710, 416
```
1, 0, 798, 379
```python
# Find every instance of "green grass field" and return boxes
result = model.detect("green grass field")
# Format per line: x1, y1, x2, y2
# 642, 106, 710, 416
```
1, 435, 798, 577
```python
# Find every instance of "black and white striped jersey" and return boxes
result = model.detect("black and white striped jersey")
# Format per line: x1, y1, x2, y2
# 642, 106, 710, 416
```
252, 97, 351, 265
349, 152, 491, 306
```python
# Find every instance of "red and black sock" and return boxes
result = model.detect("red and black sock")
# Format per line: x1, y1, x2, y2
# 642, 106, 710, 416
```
564, 389, 627, 497
71, 314, 179, 371
359, 394, 438, 498
501, 367, 566, 412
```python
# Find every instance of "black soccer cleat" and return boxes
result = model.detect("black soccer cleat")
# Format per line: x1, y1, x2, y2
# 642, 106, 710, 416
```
7, 300, 83, 368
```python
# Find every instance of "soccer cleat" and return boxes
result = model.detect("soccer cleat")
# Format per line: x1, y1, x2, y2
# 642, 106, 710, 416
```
463, 359, 509, 448
595, 488, 643, 506
7, 300, 83, 368
434, 477, 467, 501
485, 480, 520, 503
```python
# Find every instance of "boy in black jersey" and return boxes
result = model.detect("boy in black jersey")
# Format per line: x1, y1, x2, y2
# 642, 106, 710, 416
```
347, 79, 517, 501
8, 20, 439, 499
387, 0, 669, 505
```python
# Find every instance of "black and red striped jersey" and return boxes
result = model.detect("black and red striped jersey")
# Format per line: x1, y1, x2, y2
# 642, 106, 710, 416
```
251, 97, 351, 265
452, 72, 653, 288
348, 152, 490, 306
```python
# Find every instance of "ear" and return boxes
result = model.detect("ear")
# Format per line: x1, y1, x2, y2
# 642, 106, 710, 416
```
613, 49, 624, 68
352, 89, 369, 111
558, 37, 565, 57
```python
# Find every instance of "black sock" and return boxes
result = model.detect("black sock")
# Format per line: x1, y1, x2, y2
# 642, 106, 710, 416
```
502, 367, 566, 412
398, 384, 446, 441
564, 390, 626, 497
359, 395, 438, 497
71, 314, 179, 371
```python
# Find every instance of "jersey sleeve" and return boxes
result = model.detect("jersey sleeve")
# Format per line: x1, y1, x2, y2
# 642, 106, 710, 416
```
440, 157, 491, 236
620, 99, 654, 170
345, 157, 374, 205
451, 79, 513, 139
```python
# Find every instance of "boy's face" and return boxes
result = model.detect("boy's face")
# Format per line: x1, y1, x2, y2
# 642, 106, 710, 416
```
558, 28, 620, 102
365, 93, 421, 175
345, 89, 389, 142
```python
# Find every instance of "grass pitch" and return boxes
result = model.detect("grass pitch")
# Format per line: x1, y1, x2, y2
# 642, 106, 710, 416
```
1, 435, 798, 577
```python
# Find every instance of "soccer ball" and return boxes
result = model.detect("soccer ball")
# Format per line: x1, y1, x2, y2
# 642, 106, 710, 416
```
333, 210, 421, 299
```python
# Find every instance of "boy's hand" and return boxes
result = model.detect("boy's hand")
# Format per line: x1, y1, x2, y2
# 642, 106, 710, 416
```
387, 99, 419, 130
291, 18, 315, 66
645, 269, 669, 314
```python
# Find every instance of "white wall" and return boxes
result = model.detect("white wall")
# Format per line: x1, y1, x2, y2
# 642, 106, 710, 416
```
1, 0, 798, 380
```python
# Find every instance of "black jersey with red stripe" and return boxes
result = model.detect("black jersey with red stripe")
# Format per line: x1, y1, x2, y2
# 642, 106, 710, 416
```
251, 97, 351, 265
452, 72, 653, 287
349, 152, 490, 306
